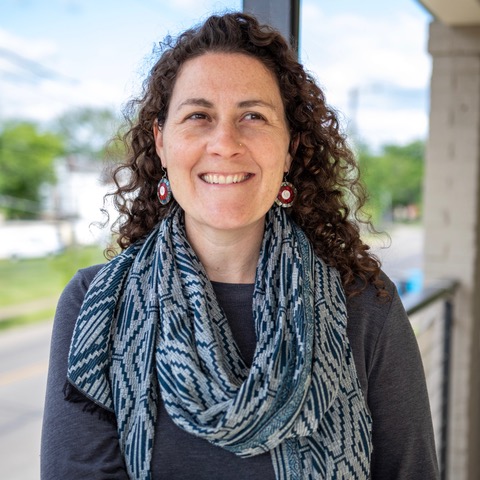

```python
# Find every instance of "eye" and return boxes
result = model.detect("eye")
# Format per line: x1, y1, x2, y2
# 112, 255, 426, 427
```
186, 112, 210, 121
243, 112, 266, 121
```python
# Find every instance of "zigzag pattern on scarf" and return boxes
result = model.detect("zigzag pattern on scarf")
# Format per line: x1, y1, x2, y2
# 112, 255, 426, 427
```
67, 206, 372, 480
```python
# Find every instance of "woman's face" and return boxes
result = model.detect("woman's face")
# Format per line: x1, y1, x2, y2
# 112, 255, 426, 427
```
154, 52, 292, 237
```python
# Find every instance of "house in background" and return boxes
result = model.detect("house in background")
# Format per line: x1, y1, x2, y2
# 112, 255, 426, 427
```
42, 155, 114, 247
0, 155, 112, 259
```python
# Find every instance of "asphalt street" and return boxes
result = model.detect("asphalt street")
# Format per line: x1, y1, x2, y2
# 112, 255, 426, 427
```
0, 320, 52, 480
370, 224, 424, 291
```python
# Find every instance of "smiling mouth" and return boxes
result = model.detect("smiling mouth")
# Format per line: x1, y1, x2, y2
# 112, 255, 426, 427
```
200, 173, 252, 185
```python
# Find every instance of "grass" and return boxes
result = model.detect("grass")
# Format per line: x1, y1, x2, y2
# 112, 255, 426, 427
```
0, 308, 57, 332
0, 245, 106, 330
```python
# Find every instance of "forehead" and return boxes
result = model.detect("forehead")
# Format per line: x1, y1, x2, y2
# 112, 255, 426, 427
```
170, 52, 283, 104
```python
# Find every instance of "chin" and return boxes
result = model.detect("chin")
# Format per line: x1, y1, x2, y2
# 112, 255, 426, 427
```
206, 216, 262, 232
187, 209, 266, 233
182, 197, 274, 231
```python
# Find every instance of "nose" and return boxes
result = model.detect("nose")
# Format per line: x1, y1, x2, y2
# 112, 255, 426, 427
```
206, 121, 244, 158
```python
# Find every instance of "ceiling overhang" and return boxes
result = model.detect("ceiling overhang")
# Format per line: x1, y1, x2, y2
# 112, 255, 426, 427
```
418, 0, 480, 25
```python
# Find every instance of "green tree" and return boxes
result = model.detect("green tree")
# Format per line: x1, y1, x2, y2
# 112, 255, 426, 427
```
359, 140, 424, 224
53, 107, 122, 160
0, 121, 64, 218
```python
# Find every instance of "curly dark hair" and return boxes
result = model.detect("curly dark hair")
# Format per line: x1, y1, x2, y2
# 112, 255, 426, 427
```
107, 11, 385, 297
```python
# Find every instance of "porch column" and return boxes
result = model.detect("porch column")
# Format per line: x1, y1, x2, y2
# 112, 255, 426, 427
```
424, 21, 480, 480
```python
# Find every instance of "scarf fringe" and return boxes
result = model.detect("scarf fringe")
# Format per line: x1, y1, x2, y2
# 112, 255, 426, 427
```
63, 381, 117, 426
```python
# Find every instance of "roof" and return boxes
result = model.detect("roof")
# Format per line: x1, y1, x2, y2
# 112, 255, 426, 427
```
418, 0, 480, 25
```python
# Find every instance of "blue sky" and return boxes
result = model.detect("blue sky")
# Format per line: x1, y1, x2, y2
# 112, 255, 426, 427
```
0, 0, 432, 149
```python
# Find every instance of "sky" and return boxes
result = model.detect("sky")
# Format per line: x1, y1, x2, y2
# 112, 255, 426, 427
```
0, 0, 432, 150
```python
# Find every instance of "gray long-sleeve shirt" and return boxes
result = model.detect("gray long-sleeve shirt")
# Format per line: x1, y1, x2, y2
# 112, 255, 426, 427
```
41, 265, 439, 479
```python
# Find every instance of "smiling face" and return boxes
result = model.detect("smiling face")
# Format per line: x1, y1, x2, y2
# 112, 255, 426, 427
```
154, 52, 292, 238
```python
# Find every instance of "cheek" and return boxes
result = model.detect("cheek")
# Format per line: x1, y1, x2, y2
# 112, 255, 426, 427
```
161, 144, 183, 171
157, 127, 178, 168
160, 143, 173, 169
264, 170, 284, 197
164, 139, 197, 167
166, 165, 183, 191
163, 151, 194, 193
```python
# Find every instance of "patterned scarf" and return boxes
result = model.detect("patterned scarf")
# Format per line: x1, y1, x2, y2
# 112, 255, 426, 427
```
67, 206, 372, 479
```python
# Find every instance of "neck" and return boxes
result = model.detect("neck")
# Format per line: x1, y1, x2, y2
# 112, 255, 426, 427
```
184, 218, 264, 284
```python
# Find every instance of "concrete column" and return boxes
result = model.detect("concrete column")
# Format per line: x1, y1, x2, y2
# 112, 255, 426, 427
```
424, 21, 480, 480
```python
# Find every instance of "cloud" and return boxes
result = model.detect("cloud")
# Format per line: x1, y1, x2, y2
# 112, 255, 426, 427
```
0, 27, 58, 80
302, 5, 431, 91
0, 1, 431, 148
0, 24, 135, 122
356, 108, 428, 148
0, 75, 124, 122
0, 27, 57, 58
300, 1, 431, 147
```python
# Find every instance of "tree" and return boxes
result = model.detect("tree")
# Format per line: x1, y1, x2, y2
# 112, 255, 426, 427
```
53, 107, 123, 160
359, 140, 424, 224
0, 121, 64, 218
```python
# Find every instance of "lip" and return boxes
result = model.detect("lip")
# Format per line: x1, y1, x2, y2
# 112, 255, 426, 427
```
200, 173, 253, 185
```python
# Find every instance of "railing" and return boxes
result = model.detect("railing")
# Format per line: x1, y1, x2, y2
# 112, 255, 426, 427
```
402, 279, 459, 480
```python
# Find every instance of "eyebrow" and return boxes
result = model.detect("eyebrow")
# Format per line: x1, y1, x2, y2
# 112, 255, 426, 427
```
177, 98, 213, 109
237, 99, 277, 111
176, 98, 278, 111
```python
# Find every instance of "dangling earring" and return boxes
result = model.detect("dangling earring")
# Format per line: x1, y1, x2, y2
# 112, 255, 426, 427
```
275, 174, 297, 208
157, 169, 172, 205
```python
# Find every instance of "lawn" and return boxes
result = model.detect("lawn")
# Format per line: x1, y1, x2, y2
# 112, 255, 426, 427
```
0, 246, 106, 330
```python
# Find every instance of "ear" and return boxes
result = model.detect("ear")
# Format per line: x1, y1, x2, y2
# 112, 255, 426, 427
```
153, 120, 167, 168
285, 135, 300, 172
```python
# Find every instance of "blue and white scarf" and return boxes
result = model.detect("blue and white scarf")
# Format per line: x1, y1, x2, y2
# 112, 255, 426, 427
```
67, 206, 372, 479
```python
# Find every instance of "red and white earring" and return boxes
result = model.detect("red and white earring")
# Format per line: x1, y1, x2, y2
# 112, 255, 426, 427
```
275, 176, 297, 208
157, 169, 172, 205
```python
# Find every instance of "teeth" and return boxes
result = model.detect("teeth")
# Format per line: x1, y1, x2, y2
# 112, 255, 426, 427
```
202, 173, 249, 184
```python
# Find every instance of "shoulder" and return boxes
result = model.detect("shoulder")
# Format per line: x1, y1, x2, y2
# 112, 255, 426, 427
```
58, 263, 106, 304
47, 263, 107, 389
53, 264, 105, 340
74, 264, 105, 289
345, 272, 409, 392
61, 264, 105, 301
346, 272, 403, 340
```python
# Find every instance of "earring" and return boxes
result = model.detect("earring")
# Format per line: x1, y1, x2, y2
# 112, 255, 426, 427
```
157, 170, 172, 205
275, 176, 297, 208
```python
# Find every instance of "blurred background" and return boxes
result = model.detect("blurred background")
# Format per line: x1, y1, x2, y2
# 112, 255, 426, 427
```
1, 0, 471, 479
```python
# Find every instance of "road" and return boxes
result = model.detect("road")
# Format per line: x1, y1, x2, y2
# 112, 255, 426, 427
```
0, 320, 52, 480
369, 224, 424, 291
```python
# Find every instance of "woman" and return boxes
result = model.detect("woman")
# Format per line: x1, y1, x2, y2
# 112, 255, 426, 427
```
41, 12, 439, 480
